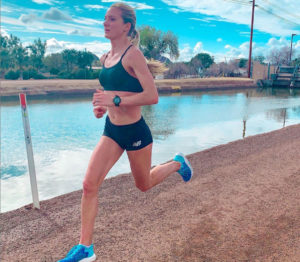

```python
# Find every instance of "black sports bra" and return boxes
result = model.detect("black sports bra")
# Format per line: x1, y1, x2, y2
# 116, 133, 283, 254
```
99, 45, 143, 93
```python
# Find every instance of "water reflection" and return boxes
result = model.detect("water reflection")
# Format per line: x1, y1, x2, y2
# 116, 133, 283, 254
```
243, 120, 246, 138
142, 101, 179, 140
1, 88, 300, 212
283, 108, 287, 128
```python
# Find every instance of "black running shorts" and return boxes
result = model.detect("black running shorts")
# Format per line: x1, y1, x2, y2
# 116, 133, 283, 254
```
103, 116, 153, 151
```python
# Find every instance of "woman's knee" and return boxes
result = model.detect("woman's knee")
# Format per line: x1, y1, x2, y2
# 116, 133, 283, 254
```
82, 179, 99, 197
83, 166, 106, 196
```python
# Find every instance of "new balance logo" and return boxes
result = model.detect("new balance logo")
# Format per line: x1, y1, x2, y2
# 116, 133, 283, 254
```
132, 140, 142, 147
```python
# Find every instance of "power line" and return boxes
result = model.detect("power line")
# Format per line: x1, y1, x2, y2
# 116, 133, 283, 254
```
222, 0, 251, 6
222, 0, 300, 26
256, 5, 300, 26
262, 0, 300, 21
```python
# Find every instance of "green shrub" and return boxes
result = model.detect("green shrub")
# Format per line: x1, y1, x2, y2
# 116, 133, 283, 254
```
5, 70, 20, 80
57, 71, 70, 79
92, 69, 101, 79
57, 69, 101, 79
74, 69, 87, 79
22, 68, 46, 79
33, 73, 46, 79
50, 68, 60, 75
23, 68, 38, 80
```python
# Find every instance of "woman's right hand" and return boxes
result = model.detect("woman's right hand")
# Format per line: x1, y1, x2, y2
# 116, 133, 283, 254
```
93, 106, 107, 118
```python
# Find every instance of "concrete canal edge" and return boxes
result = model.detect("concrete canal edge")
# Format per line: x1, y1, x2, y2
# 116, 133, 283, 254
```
156, 77, 257, 93
0, 77, 257, 98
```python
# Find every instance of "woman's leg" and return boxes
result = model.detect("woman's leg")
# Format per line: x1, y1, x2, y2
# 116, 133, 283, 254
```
80, 136, 124, 246
126, 143, 181, 192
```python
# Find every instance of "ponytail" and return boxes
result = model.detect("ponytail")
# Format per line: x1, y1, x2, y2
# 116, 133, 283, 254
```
146, 59, 169, 77
129, 28, 140, 47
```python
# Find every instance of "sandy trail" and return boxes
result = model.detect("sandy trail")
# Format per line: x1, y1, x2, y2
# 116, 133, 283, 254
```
1, 124, 300, 262
0, 78, 256, 97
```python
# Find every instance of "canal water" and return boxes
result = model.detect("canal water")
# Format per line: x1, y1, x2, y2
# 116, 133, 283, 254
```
1, 88, 300, 212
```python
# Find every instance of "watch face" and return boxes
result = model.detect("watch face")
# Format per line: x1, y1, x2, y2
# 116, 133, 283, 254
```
114, 96, 121, 106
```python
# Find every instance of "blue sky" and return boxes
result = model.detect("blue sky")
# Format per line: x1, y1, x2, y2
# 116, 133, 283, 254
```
1, 0, 300, 62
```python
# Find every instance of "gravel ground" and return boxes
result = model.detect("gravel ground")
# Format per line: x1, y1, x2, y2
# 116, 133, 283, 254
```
1, 124, 300, 262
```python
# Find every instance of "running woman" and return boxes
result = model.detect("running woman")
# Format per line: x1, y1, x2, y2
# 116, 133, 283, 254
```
58, 3, 193, 262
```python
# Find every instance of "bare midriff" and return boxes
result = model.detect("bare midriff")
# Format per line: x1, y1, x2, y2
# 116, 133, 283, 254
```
105, 90, 141, 125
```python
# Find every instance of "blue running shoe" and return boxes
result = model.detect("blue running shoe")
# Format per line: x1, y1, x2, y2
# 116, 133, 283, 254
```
173, 152, 193, 182
57, 244, 96, 262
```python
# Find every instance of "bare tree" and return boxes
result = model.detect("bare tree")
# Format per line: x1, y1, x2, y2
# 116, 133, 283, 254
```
165, 62, 190, 78
268, 46, 290, 66
206, 61, 237, 77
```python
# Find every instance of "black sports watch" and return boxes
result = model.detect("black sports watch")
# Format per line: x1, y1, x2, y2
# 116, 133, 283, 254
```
113, 95, 121, 107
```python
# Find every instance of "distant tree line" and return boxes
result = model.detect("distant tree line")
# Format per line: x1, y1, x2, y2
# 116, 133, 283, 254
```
0, 34, 99, 80
1, 27, 299, 80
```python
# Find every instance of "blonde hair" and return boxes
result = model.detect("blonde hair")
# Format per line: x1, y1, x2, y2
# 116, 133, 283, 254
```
111, 2, 168, 76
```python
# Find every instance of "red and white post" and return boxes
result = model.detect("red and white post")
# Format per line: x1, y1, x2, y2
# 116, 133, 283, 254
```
19, 93, 40, 209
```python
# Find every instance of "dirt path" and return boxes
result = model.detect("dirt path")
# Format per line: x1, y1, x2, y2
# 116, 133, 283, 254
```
0, 78, 256, 97
1, 124, 300, 262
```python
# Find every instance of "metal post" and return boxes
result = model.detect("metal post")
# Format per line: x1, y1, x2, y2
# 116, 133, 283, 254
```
19, 93, 40, 209
290, 34, 296, 65
248, 0, 255, 78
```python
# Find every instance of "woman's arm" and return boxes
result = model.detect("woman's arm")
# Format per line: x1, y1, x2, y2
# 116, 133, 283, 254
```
93, 48, 158, 107
120, 48, 158, 106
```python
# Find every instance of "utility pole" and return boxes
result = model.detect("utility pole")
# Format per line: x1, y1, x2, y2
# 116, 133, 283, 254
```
290, 33, 297, 65
247, 0, 255, 78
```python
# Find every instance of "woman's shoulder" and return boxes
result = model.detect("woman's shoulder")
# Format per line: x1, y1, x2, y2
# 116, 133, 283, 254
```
124, 46, 146, 65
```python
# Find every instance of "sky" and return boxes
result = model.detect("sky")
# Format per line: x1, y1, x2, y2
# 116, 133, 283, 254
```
1, 0, 300, 63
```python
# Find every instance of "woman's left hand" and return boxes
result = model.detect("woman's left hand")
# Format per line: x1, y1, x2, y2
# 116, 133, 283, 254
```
93, 89, 114, 107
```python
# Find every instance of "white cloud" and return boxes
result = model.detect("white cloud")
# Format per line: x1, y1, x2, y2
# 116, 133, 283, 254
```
177, 41, 210, 62
68, 29, 91, 36
2, 16, 26, 27
18, 8, 74, 25
1, 28, 10, 38
170, 8, 181, 14
19, 14, 39, 24
32, 0, 59, 5
176, 35, 300, 63
133, 3, 154, 10
161, 0, 300, 36
193, 42, 203, 54
2, 15, 104, 38
73, 18, 102, 26
189, 17, 210, 23
45, 37, 111, 58
100, 0, 154, 10
213, 36, 300, 62
84, 5, 105, 10
267, 37, 289, 49
46, 38, 68, 53
217, 38, 222, 42
1, 6, 14, 12
43, 7, 72, 21
176, 44, 193, 61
